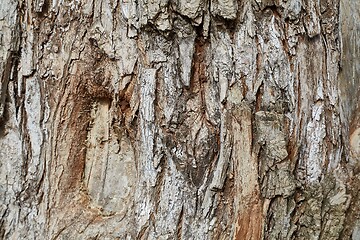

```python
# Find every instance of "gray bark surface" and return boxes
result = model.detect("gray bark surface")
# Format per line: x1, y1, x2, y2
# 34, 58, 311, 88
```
0, 0, 359, 239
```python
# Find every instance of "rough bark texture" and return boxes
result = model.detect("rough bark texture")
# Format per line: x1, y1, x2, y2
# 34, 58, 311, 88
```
0, 0, 359, 239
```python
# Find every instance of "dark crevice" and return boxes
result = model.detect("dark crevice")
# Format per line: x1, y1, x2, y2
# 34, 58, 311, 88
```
176, 206, 184, 240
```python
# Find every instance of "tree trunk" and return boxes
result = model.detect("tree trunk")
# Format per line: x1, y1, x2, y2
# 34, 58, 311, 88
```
0, 0, 359, 239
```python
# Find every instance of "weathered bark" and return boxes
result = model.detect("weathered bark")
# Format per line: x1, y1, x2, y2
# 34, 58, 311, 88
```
0, 0, 359, 239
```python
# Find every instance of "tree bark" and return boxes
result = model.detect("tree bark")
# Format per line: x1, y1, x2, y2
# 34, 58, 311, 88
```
0, 0, 359, 239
